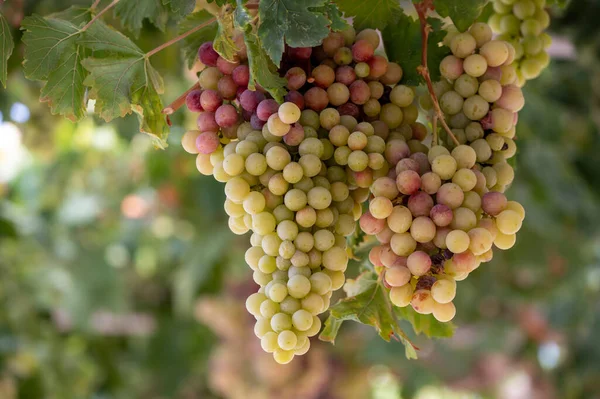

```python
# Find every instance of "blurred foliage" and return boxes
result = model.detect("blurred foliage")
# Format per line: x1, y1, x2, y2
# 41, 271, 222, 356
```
1, 0, 600, 399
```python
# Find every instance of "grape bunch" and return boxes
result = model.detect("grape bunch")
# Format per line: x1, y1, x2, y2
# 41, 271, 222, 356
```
181, 28, 422, 364
180, 13, 539, 362
361, 22, 527, 322
488, 0, 552, 85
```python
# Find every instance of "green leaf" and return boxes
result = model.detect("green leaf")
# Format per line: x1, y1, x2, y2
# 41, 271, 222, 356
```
319, 315, 343, 343
21, 15, 89, 121
115, 0, 169, 38
334, 0, 402, 31
80, 21, 168, 148
258, 0, 331, 67
213, 9, 239, 62
382, 13, 449, 85
320, 273, 418, 358
313, 3, 350, 32
395, 306, 456, 338
208, 0, 236, 5
178, 11, 218, 69
162, 0, 196, 19
48, 6, 92, 27
244, 31, 288, 103
0, 13, 14, 88
434, 0, 488, 32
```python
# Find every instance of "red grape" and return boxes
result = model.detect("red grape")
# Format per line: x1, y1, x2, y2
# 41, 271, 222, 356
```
198, 42, 219, 67
256, 99, 279, 121
215, 104, 238, 127
197, 111, 219, 132
200, 89, 222, 112
196, 131, 220, 154
186, 89, 204, 112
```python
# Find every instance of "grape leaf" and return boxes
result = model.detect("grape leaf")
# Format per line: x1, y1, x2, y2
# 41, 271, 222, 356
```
79, 21, 168, 148
382, 12, 449, 85
434, 0, 488, 32
244, 30, 288, 103
0, 12, 13, 88
476, 2, 494, 24
162, 0, 196, 19
178, 11, 218, 69
21, 15, 89, 121
213, 8, 239, 62
319, 273, 418, 359
334, 0, 402, 30
48, 6, 92, 27
258, 0, 331, 67
314, 3, 350, 32
114, 0, 169, 38
395, 306, 456, 338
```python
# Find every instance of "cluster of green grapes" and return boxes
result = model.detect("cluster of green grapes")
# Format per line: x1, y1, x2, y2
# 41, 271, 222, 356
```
362, 22, 527, 322
488, 0, 552, 85
180, 27, 426, 364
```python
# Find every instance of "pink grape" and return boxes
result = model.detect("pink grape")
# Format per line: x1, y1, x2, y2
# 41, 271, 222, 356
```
407, 251, 432, 276
396, 170, 421, 195
304, 87, 329, 112
395, 158, 420, 174
284, 91, 305, 110
200, 89, 222, 112
186, 89, 203, 112
430, 204, 453, 226
250, 113, 265, 130
367, 55, 388, 78
369, 246, 384, 267
408, 191, 434, 217
215, 104, 238, 128
240, 90, 265, 113
196, 131, 220, 154
218, 75, 238, 100
217, 57, 239, 75
352, 39, 374, 62
380, 245, 399, 268
335, 65, 357, 85
288, 47, 312, 59
482, 192, 508, 216
452, 250, 477, 272
198, 42, 219, 66
349, 80, 370, 104
359, 211, 386, 235
283, 124, 305, 146
197, 111, 219, 132
257, 99, 279, 121
285, 67, 307, 90
385, 140, 410, 165
232, 65, 250, 86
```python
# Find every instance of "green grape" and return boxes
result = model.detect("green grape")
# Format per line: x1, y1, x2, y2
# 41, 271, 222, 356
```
446, 229, 470, 253
455, 74, 480, 98
432, 301, 456, 322
390, 284, 414, 307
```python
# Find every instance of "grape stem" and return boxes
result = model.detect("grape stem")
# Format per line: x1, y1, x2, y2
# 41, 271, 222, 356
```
90, 0, 102, 11
146, 17, 217, 59
81, 0, 119, 32
162, 82, 200, 115
415, 0, 459, 147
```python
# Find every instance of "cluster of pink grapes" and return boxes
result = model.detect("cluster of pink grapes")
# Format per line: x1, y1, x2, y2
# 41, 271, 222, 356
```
181, 19, 531, 362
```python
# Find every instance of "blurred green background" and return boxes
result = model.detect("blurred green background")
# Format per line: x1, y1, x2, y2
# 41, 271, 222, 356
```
1, 1, 600, 398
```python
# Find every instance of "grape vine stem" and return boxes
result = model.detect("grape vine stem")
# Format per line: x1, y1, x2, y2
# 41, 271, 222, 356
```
82, 0, 119, 32
146, 17, 217, 59
162, 82, 200, 115
415, 0, 459, 147
90, 0, 102, 11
